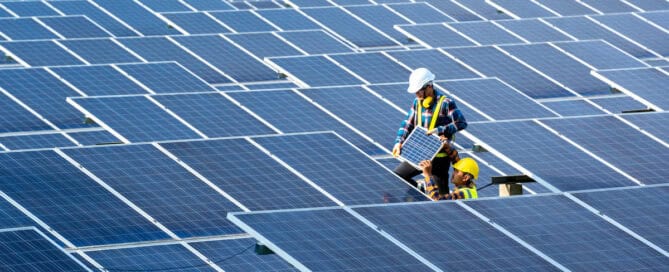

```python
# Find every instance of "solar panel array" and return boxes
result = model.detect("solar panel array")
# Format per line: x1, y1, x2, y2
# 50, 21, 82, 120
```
0, 0, 667, 271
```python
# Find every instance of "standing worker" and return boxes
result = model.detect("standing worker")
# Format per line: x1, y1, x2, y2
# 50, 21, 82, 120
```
392, 68, 468, 194
419, 158, 479, 200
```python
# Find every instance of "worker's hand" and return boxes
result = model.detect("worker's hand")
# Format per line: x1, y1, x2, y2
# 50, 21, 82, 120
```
392, 143, 402, 158
439, 134, 448, 142
419, 160, 432, 176
426, 128, 438, 135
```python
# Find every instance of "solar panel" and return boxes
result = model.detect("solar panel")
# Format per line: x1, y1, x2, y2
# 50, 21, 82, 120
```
593, 67, 669, 111
0, 228, 89, 272
0, 150, 170, 246
621, 112, 669, 143
243, 81, 297, 90
162, 12, 232, 34
161, 138, 337, 210
63, 144, 244, 237
439, 78, 558, 120
0, 93, 52, 133
95, 0, 181, 36
448, 21, 525, 45
579, 0, 639, 13
0, 18, 59, 40
0, 40, 84, 66
500, 43, 611, 96
119, 36, 232, 84
444, 46, 572, 99
398, 126, 443, 168
495, 18, 574, 43
0, 133, 75, 151
420, 0, 482, 21
592, 13, 668, 57
85, 243, 213, 272
541, 115, 669, 185
553, 40, 648, 70
638, 10, 669, 30
116, 62, 215, 93
49, 0, 139, 37
190, 238, 298, 272
228, 89, 384, 155
457, 0, 513, 20
466, 120, 636, 191
266, 55, 364, 87
38, 16, 112, 39
2, 1, 59, 16
344, 5, 412, 44
285, 0, 334, 8
253, 133, 427, 204
466, 195, 669, 270
254, 9, 321, 31
0, 199, 38, 230
229, 207, 433, 271
535, 0, 597, 16
329, 52, 410, 84
590, 95, 650, 113
51, 65, 148, 96
67, 130, 121, 146
386, 49, 480, 80
540, 99, 606, 117
466, 152, 555, 196
183, 0, 235, 11
301, 6, 399, 48
247, 1, 283, 9
385, 2, 455, 24
626, 0, 669, 11
59, 38, 142, 64
395, 23, 476, 48
275, 30, 353, 55
225, 32, 303, 58
488, 0, 556, 18
140, 0, 192, 12
69, 95, 201, 142
211, 10, 279, 32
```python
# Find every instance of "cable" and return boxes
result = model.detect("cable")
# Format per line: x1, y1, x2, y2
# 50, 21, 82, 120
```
104, 243, 256, 272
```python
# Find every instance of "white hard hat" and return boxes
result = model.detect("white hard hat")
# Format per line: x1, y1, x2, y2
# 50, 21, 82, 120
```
406, 68, 435, 93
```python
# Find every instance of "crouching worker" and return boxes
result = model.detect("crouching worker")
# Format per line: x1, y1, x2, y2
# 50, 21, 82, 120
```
419, 157, 479, 200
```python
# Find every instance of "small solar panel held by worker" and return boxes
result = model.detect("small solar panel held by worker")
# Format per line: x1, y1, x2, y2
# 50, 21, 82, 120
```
400, 126, 443, 168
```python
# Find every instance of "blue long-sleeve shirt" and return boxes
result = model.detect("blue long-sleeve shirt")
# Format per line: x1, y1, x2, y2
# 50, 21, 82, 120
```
395, 92, 467, 145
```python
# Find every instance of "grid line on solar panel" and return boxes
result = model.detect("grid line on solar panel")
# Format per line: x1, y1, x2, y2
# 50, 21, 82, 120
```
95, 0, 182, 36
161, 11, 232, 35
0, 133, 76, 151
343, 4, 413, 45
328, 52, 410, 84
265, 55, 364, 87
58, 38, 143, 65
495, 18, 575, 43
621, 112, 669, 144
276, 29, 354, 55
592, 67, 669, 111
394, 23, 476, 48
189, 238, 298, 272
116, 62, 215, 93
209, 10, 278, 32
2, 1, 59, 17
224, 32, 303, 58
448, 20, 526, 45
0, 40, 85, 66
50, 65, 149, 96
399, 126, 442, 167
0, 227, 90, 272
84, 242, 215, 272
384, 2, 455, 24
37, 15, 113, 39
49, 0, 140, 37
552, 40, 648, 70
487, 0, 557, 19
0, 17, 59, 40
0, 92, 52, 133
591, 13, 668, 57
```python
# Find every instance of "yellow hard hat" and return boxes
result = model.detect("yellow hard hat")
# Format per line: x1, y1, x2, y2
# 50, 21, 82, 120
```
453, 158, 479, 180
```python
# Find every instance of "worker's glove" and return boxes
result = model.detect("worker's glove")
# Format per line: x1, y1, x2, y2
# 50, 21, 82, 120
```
392, 143, 402, 158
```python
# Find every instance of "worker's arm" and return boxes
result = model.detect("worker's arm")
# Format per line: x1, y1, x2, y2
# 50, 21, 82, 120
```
394, 100, 418, 146
419, 160, 440, 201
435, 99, 467, 138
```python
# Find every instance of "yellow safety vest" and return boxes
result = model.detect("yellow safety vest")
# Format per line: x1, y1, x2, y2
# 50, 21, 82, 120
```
456, 186, 478, 199
417, 96, 448, 157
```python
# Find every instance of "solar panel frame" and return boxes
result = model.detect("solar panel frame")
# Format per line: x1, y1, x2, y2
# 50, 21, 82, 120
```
162, 11, 232, 35
59, 38, 142, 65
540, 99, 606, 117
0, 17, 59, 40
225, 32, 303, 58
1, 1, 60, 16
343, 4, 413, 44
189, 238, 299, 272
552, 40, 648, 70
591, 13, 668, 57
266, 55, 364, 87
385, 2, 455, 24
395, 23, 476, 48
0, 40, 84, 66
116, 62, 216, 93
0, 133, 76, 151
94, 0, 182, 36
579, 0, 639, 13
84, 243, 214, 272
593, 67, 669, 111
495, 18, 574, 43
209, 10, 278, 32
0, 92, 52, 133
275, 30, 354, 55
183, 0, 235, 11
398, 126, 444, 168
49, 0, 140, 37
447, 21, 526, 45
50, 65, 149, 96
0, 228, 90, 272
328, 52, 410, 84
254, 9, 322, 31
38, 16, 112, 39
139, 0, 193, 12
535, 0, 597, 16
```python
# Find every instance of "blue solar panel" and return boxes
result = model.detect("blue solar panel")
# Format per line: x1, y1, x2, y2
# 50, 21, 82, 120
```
67, 130, 121, 146
626, 0, 669, 11
140, 0, 192, 12
0, 150, 170, 246
399, 126, 443, 167
70, 95, 201, 142
580, 0, 639, 13
466, 195, 669, 270
247, 1, 283, 9
0, 199, 36, 230
386, 2, 454, 24
639, 11, 669, 30
496, 18, 574, 43
386, 49, 480, 80
329, 52, 410, 84
0, 68, 93, 129
183, 0, 234, 11
285, 0, 333, 7
190, 238, 298, 272
255, 133, 427, 204
63, 144, 243, 237
302, 7, 399, 48
267, 55, 364, 87
501, 43, 611, 96
553, 40, 648, 70
593, 13, 668, 57
95, 0, 181, 36
0, 18, 58, 40
210, 10, 278, 32
590, 95, 649, 113
535, 0, 597, 16
225, 32, 303, 58
621, 112, 669, 143
457, 0, 513, 20
354, 202, 560, 271
594, 67, 669, 110
544, 16, 656, 58
229, 208, 433, 271
574, 186, 669, 250
440, 78, 558, 120
0, 133, 75, 151
49, 0, 139, 37
0, 93, 51, 133
448, 21, 525, 45
255, 9, 321, 31
51, 65, 148, 96
161, 138, 336, 210
59, 38, 142, 64
445, 46, 572, 99
344, 5, 412, 44
0, 228, 89, 272
154, 92, 275, 137
540, 99, 606, 117
421, 0, 482, 21
2, 1, 59, 16
542, 115, 669, 185
85, 243, 213, 272
162, 12, 232, 34
276, 30, 353, 55
119, 36, 231, 84
300, 86, 405, 148
39, 16, 111, 39
466, 120, 636, 191
172, 35, 278, 82
396, 24, 476, 48
243, 81, 297, 90
117, 62, 215, 93
467, 152, 555, 196
488, 0, 556, 18
0, 40, 84, 66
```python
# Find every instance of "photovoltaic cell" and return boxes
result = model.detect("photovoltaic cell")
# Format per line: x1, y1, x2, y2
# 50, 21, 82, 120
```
85, 244, 213, 272
0, 18, 58, 40
161, 139, 336, 210
329, 52, 410, 84
496, 19, 574, 43
49, 0, 139, 37
162, 12, 231, 34
386, 49, 479, 80
354, 202, 559, 271
183, 0, 234, 11
540, 99, 605, 117
0, 199, 36, 230
229, 208, 432, 271
38, 16, 111, 39
535, 0, 597, 16
553, 40, 647, 70
396, 24, 476, 48
386, 2, 454, 24
67, 130, 121, 146
0, 150, 169, 246
285, 0, 333, 7
639, 11, 669, 30
70, 96, 201, 142
621, 112, 669, 143
592, 13, 668, 56
2, 1, 59, 16
420, 0, 481, 21
302, 7, 398, 48
225, 32, 303, 58
580, 0, 638, 13
466, 120, 636, 191
116, 62, 215, 93
63, 144, 243, 237
399, 127, 443, 167
344, 5, 412, 44
210, 10, 278, 32
248, 1, 283, 9
626, 0, 669, 11
51, 65, 148, 96
276, 30, 353, 55
255, 9, 321, 31
466, 195, 669, 271
0, 94, 51, 133
594, 67, 669, 110
0, 133, 75, 151
253, 133, 427, 204
456, 0, 513, 20
590, 95, 649, 114
139, 0, 192, 12
244, 81, 297, 90
488, 0, 556, 18
154, 93, 275, 137
59, 39, 142, 65
190, 238, 298, 272
448, 21, 525, 45
0, 228, 89, 272
0, 40, 84, 67
267, 55, 364, 87
541, 115, 669, 185
95, 0, 181, 36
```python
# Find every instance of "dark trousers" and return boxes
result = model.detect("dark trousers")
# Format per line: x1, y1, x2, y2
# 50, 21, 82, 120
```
394, 156, 452, 194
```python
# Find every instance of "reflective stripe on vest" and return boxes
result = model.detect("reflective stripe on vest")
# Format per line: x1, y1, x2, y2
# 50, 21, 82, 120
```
457, 186, 478, 199
416, 95, 447, 130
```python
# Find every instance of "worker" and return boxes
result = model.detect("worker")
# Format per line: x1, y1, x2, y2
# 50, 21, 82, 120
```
419, 157, 479, 200
392, 68, 467, 194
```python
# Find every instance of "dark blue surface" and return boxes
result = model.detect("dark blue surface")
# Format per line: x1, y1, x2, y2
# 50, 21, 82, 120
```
276, 30, 353, 55
244, 81, 297, 90
302, 7, 398, 48
397, 24, 476, 48
161, 139, 336, 210
0, 133, 75, 150
68, 130, 121, 146
593, 13, 668, 56
0, 199, 35, 230
86, 243, 214, 272
0, 151, 169, 246
64, 144, 243, 237
210, 10, 278, 32
596, 67, 669, 110
268, 55, 364, 87
354, 202, 559, 271
253, 133, 427, 205
386, 49, 480, 80
0, 40, 83, 66
457, 0, 513, 19
190, 238, 298, 272
541, 99, 605, 117
0, 18, 58, 40
50, 0, 139, 37
51, 65, 148, 96
344, 5, 411, 44
553, 40, 648, 70
421, 0, 481, 21
255, 9, 321, 31
490, 0, 555, 18
0, 94, 51, 133
95, 0, 180, 36
0, 229, 88, 272
467, 195, 669, 271
183, 0, 234, 11
225, 32, 303, 58
231, 208, 433, 271
39, 16, 111, 39
330, 52, 410, 84
387, 2, 454, 24
117, 62, 215, 93
497, 18, 574, 43
154, 93, 275, 137
449, 21, 524, 45
163, 12, 232, 34
399, 127, 443, 167
140, 0, 192, 12
3, 1, 59, 16
59, 38, 142, 65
